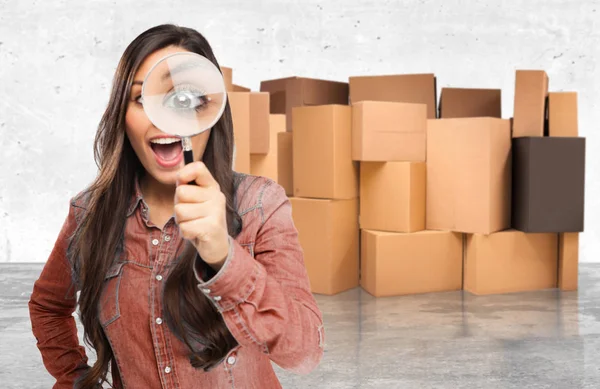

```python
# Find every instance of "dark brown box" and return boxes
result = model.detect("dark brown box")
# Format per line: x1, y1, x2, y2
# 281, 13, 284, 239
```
438, 88, 501, 118
259, 77, 349, 131
512, 137, 585, 232
349, 73, 438, 119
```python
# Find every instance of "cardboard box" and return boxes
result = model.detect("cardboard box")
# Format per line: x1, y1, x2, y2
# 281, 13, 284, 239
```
464, 230, 558, 295
232, 84, 251, 92
559, 233, 579, 291
221, 67, 233, 92
290, 197, 359, 295
361, 230, 462, 297
439, 88, 501, 118
349, 73, 437, 119
277, 132, 293, 196
426, 118, 512, 234
352, 101, 427, 162
250, 114, 285, 181
360, 162, 425, 232
512, 137, 585, 232
293, 105, 359, 200
249, 92, 270, 154
260, 77, 349, 131
513, 70, 549, 137
228, 92, 251, 173
549, 92, 578, 137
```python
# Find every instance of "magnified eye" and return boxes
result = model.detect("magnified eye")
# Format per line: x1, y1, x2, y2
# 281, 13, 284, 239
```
163, 85, 210, 112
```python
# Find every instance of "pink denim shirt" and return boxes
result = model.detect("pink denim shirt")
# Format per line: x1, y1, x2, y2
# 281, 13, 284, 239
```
29, 172, 325, 388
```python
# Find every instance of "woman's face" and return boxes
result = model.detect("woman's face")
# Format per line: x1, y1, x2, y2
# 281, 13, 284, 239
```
126, 46, 212, 186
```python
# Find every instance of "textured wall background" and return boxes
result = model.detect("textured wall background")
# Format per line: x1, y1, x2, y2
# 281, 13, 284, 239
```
1, 0, 598, 263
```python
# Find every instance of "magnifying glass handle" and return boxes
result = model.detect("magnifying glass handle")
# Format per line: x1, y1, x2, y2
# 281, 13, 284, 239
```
182, 137, 198, 186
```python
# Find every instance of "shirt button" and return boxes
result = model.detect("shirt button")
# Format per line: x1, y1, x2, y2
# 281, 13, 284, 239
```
227, 355, 236, 365
213, 296, 222, 302
165, 366, 171, 374
156, 275, 163, 281
156, 317, 163, 325
200, 288, 211, 294
152, 238, 159, 246
164, 235, 171, 242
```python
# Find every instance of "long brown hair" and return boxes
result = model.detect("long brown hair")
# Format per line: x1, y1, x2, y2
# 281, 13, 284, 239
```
68, 24, 242, 388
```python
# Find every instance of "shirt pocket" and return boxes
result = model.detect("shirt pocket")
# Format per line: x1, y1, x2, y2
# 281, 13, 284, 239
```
99, 261, 126, 327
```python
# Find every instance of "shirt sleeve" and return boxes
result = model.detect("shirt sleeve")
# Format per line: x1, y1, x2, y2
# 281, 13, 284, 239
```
28, 200, 91, 388
193, 181, 325, 375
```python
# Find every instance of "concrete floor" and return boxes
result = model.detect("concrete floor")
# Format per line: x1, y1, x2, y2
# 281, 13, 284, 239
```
2, 264, 600, 389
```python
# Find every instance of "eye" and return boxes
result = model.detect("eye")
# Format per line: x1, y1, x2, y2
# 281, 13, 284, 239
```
163, 87, 209, 112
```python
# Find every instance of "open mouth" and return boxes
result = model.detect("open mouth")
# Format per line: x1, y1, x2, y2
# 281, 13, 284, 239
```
150, 137, 183, 167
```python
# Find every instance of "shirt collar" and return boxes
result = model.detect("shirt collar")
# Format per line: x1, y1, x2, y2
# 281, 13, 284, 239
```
126, 171, 147, 217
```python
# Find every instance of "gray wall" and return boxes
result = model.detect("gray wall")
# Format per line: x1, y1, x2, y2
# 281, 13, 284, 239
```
1, 0, 598, 263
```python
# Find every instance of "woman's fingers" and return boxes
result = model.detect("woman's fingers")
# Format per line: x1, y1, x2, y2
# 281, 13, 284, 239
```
176, 161, 220, 189
174, 202, 212, 223
174, 184, 213, 204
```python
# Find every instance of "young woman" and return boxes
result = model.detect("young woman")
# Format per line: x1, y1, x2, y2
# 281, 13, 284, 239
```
28, 24, 324, 389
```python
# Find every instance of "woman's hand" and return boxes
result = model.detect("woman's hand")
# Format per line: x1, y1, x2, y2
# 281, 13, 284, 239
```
174, 161, 230, 269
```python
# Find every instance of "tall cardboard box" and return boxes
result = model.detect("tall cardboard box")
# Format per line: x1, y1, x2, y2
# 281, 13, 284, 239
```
277, 132, 293, 196
352, 101, 427, 162
250, 115, 285, 181
559, 233, 579, 291
439, 88, 501, 118
361, 230, 462, 297
221, 67, 233, 92
512, 137, 585, 232
349, 73, 437, 119
249, 92, 271, 154
228, 92, 251, 173
290, 197, 359, 295
426, 118, 512, 234
549, 92, 578, 137
260, 77, 349, 131
464, 230, 558, 295
293, 105, 359, 200
513, 70, 549, 137
360, 162, 425, 232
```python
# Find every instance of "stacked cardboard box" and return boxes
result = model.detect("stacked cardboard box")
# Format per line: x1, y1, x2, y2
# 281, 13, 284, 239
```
237, 66, 585, 297
350, 75, 462, 297
260, 78, 360, 296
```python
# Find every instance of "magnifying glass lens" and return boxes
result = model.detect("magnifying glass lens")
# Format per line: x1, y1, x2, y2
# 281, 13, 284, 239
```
141, 52, 227, 139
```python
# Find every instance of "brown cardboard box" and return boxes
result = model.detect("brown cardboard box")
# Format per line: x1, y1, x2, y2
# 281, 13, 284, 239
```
277, 132, 293, 196
559, 233, 579, 291
513, 70, 549, 137
233, 84, 251, 92
361, 230, 462, 297
293, 105, 359, 200
349, 73, 437, 119
228, 92, 251, 173
250, 114, 285, 181
439, 88, 501, 118
221, 67, 233, 92
260, 77, 349, 131
360, 162, 425, 232
549, 92, 578, 137
249, 92, 270, 154
426, 118, 512, 234
352, 101, 427, 162
464, 230, 558, 295
511, 137, 585, 233
290, 197, 359, 295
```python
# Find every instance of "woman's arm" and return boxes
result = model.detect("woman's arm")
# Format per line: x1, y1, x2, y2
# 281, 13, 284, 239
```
194, 181, 325, 374
28, 201, 91, 388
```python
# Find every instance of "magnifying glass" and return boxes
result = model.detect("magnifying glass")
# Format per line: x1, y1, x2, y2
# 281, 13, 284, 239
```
140, 52, 227, 172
